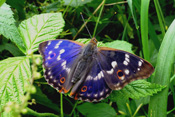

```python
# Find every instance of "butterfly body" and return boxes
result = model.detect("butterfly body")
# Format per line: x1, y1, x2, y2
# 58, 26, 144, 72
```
71, 38, 97, 83
39, 38, 154, 102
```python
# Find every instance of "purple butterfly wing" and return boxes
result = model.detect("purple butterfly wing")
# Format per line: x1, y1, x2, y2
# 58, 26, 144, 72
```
97, 47, 154, 90
70, 58, 112, 102
39, 39, 84, 93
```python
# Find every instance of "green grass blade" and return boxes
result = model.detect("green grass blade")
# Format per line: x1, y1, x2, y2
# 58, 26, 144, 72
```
60, 93, 64, 117
92, 0, 105, 37
148, 20, 161, 51
153, 0, 166, 37
148, 19, 175, 117
140, 0, 150, 61
127, 0, 139, 29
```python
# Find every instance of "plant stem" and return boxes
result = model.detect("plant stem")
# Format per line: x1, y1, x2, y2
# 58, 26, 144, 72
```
73, 0, 105, 40
26, 107, 58, 117
69, 101, 78, 116
60, 93, 64, 117
62, 0, 74, 16
92, 0, 105, 37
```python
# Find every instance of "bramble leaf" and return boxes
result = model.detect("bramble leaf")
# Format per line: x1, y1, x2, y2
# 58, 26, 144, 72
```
0, 57, 31, 116
0, 3, 25, 53
18, 13, 65, 55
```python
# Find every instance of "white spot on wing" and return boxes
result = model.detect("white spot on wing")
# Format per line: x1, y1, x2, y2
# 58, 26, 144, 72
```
87, 94, 91, 97
138, 61, 142, 66
120, 76, 125, 80
60, 49, 65, 54
53, 79, 57, 83
114, 83, 120, 87
123, 61, 128, 66
111, 61, 117, 68
66, 68, 70, 73
123, 54, 130, 65
98, 72, 102, 79
86, 75, 91, 81
137, 68, 140, 71
100, 71, 104, 77
48, 41, 51, 45
124, 69, 129, 75
48, 71, 51, 75
94, 94, 98, 97
49, 51, 53, 54
54, 41, 63, 49
61, 61, 66, 66
125, 57, 130, 62
50, 76, 53, 79
125, 54, 129, 58
106, 69, 114, 74
45, 78, 49, 82
57, 55, 61, 61
100, 91, 104, 96
94, 76, 98, 81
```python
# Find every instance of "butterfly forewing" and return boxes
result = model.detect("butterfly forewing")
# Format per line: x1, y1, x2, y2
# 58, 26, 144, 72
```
39, 40, 84, 93
98, 47, 154, 90
70, 59, 112, 102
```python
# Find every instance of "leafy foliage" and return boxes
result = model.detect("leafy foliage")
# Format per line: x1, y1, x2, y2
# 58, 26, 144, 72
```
115, 80, 166, 100
64, 0, 93, 7
18, 13, 65, 55
77, 103, 116, 117
0, 57, 31, 117
0, 3, 25, 52
0, 0, 174, 117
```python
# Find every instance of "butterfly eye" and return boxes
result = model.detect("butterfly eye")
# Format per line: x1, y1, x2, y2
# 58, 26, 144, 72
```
81, 86, 87, 92
49, 53, 56, 59
117, 70, 125, 79
60, 77, 65, 84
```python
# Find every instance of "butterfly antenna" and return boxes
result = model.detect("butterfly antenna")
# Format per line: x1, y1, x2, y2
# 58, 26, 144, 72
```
80, 12, 93, 39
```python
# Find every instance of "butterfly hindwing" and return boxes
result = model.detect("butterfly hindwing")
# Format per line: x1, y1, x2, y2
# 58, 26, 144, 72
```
39, 40, 84, 93
98, 47, 154, 90
70, 59, 112, 102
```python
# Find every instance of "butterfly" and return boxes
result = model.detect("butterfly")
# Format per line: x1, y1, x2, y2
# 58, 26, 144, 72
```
39, 38, 154, 102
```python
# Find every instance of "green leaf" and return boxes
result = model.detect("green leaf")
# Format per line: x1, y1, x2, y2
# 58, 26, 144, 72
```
0, 0, 6, 7
18, 13, 65, 55
0, 57, 31, 116
0, 43, 24, 56
0, 3, 25, 53
76, 38, 105, 47
148, 19, 175, 117
118, 80, 165, 99
6, 0, 25, 20
76, 39, 133, 53
64, 0, 92, 7
109, 91, 129, 114
77, 103, 116, 117
76, 38, 91, 44
105, 40, 134, 54
141, 0, 150, 61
